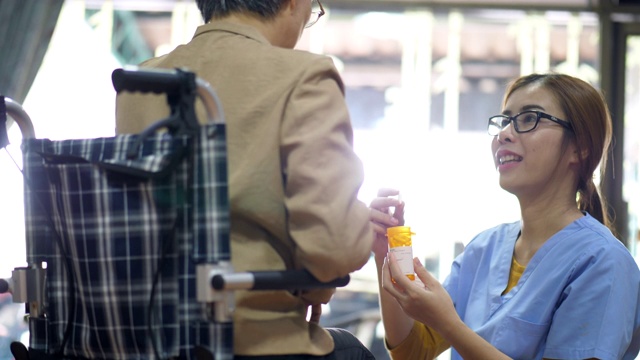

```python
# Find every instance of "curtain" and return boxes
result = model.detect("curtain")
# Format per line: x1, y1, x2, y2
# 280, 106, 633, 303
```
0, 0, 64, 104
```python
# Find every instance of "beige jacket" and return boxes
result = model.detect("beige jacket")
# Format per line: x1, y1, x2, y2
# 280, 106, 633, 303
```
115, 20, 372, 356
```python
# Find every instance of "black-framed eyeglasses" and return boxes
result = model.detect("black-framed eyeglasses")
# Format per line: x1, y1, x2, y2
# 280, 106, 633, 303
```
487, 110, 573, 136
305, 0, 325, 28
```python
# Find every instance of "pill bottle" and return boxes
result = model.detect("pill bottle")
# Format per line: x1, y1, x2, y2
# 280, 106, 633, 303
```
386, 226, 415, 280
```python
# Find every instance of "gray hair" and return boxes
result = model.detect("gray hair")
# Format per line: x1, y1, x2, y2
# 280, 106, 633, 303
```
196, 0, 286, 23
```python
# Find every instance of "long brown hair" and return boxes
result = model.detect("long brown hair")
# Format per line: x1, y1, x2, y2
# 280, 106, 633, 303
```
503, 73, 613, 230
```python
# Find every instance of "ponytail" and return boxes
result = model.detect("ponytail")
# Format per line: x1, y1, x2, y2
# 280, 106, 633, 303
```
577, 177, 613, 232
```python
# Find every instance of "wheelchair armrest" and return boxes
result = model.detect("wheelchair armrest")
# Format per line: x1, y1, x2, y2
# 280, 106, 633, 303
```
211, 270, 350, 291
198, 265, 349, 322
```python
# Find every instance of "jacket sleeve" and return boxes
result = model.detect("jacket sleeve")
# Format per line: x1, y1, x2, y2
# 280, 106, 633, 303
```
280, 56, 373, 282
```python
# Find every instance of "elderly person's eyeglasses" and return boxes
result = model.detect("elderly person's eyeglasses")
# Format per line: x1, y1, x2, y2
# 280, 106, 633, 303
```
487, 110, 573, 136
305, 0, 325, 28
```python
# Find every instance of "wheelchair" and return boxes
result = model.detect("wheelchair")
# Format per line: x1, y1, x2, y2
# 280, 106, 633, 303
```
0, 68, 349, 359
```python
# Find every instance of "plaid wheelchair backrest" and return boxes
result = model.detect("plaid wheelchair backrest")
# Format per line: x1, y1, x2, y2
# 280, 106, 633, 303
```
21, 123, 232, 359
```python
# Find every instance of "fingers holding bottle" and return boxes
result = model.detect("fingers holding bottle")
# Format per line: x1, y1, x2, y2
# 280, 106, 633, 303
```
369, 188, 404, 259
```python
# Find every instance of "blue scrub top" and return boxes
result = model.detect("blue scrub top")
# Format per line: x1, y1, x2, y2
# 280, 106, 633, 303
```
443, 213, 640, 360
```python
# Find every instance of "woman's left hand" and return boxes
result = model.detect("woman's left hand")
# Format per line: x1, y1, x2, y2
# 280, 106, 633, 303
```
381, 254, 460, 334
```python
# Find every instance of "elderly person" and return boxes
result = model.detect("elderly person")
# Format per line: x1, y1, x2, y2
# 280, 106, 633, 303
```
116, 1, 374, 359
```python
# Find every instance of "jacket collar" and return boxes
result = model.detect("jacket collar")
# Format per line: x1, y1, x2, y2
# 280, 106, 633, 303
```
193, 19, 270, 45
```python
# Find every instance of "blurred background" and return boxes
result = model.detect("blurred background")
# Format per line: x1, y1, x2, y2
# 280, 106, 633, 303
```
1, 0, 640, 358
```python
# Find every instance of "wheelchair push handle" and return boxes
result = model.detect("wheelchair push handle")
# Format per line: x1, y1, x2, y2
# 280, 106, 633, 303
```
112, 67, 225, 124
112, 67, 191, 95
0, 278, 8, 293
2, 97, 35, 140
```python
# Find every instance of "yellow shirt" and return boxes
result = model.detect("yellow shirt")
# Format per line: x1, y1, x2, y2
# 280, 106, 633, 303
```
503, 257, 526, 294
388, 257, 525, 359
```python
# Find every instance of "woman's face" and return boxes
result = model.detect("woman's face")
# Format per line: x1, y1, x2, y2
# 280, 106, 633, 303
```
491, 83, 578, 197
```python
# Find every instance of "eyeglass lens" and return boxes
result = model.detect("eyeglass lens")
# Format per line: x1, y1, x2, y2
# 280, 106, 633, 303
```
306, 0, 323, 28
488, 112, 539, 135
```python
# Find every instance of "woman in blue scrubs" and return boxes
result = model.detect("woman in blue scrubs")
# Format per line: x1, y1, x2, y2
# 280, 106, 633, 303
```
370, 73, 640, 360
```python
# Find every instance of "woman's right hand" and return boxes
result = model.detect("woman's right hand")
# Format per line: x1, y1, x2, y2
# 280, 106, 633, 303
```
369, 188, 405, 260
